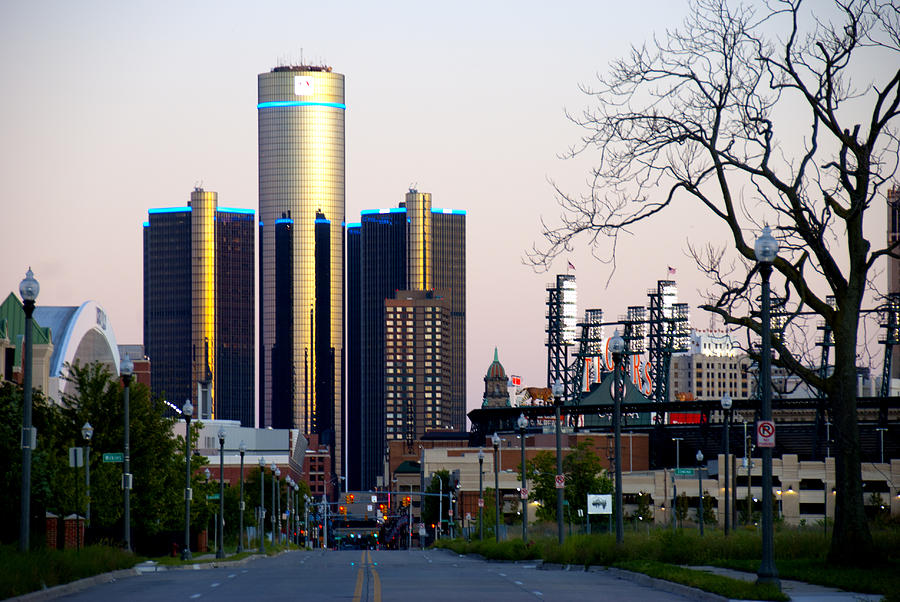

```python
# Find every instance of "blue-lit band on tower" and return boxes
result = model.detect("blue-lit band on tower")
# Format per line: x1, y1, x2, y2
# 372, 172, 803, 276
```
258, 65, 345, 479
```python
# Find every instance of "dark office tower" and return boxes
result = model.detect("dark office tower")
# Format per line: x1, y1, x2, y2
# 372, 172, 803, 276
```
346, 224, 362, 489
431, 207, 467, 431
314, 211, 336, 458
215, 207, 255, 425
356, 208, 408, 490
272, 215, 294, 428
258, 65, 346, 471
143, 188, 255, 424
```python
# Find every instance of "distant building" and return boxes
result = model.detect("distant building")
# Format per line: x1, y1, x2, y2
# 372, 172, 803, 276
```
669, 331, 752, 415
888, 185, 900, 380
482, 348, 510, 408
143, 188, 254, 425
347, 190, 466, 491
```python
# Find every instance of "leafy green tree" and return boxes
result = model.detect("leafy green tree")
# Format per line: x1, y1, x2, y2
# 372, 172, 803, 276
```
633, 492, 654, 522
675, 492, 689, 525
524, 438, 612, 522
422, 470, 451, 531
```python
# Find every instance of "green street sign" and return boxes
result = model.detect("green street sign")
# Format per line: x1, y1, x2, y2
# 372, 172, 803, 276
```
103, 453, 124, 463
675, 468, 695, 476
207, 493, 220, 501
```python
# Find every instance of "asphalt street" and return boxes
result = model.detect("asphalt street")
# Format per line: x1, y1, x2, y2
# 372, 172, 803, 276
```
56, 549, 697, 602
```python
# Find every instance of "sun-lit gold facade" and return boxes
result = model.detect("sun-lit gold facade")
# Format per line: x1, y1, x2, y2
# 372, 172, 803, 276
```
406, 190, 432, 290
190, 188, 216, 417
258, 66, 345, 469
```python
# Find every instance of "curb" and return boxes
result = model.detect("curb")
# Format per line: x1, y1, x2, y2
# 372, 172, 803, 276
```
602, 567, 729, 602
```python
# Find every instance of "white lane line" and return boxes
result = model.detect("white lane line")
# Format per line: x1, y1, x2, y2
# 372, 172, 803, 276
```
499, 572, 506, 577
533, 592, 543, 597
210, 582, 220, 588
514, 580, 523, 585
241, 569, 248, 574
190, 595, 202, 599
227, 574, 236, 579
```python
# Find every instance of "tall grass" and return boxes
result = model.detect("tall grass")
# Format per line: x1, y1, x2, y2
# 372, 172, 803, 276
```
0, 544, 139, 599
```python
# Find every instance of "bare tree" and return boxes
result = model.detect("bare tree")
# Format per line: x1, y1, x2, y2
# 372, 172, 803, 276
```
528, 0, 899, 564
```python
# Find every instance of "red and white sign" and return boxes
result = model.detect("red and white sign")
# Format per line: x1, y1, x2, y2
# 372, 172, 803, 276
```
294, 76, 314, 96
448, 509, 453, 517
555, 474, 565, 489
520, 488, 528, 500
757, 420, 776, 448
510, 375, 522, 387
477, 498, 484, 508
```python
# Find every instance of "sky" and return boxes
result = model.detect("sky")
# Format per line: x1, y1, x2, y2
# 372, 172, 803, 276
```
0, 1, 894, 419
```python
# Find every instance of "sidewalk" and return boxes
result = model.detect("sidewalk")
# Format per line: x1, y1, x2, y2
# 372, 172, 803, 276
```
686, 566, 883, 601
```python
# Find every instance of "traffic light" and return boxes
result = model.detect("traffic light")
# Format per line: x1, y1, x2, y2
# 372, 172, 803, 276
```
402, 496, 411, 507
339, 505, 347, 515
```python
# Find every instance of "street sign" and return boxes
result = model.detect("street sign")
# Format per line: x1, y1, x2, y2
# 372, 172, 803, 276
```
520, 488, 528, 500
555, 474, 565, 489
465, 512, 471, 520
675, 468, 695, 476
477, 497, 484, 508
69, 447, 84, 468
587, 494, 612, 515
103, 452, 123, 463
757, 420, 776, 448
207, 493, 220, 500
448, 509, 453, 517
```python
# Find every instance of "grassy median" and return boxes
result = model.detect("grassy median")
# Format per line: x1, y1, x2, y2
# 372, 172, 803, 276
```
435, 527, 900, 601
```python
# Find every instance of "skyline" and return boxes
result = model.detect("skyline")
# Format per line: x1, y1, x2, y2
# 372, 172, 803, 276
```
1, 1, 893, 420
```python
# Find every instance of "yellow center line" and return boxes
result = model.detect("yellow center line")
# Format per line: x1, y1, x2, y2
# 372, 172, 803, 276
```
352, 550, 366, 602
372, 554, 381, 602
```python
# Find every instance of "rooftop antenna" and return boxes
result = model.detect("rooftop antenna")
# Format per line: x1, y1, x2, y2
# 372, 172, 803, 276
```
301, 48, 304, 66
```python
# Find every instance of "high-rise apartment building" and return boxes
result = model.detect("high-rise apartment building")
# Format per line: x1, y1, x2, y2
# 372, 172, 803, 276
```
347, 190, 465, 490
887, 185, 900, 379
143, 188, 254, 424
257, 65, 345, 476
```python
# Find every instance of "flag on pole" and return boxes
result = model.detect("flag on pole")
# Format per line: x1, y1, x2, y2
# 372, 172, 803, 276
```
567, 260, 576, 271
667, 266, 676, 275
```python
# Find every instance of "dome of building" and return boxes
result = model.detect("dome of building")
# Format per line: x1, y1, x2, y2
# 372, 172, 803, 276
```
482, 347, 510, 408
485, 347, 506, 380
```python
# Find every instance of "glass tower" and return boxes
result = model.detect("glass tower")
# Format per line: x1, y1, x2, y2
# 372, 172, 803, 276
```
258, 65, 346, 474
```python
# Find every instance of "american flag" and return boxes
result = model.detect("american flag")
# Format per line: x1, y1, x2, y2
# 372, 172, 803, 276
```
567, 260, 576, 271
667, 266, 676, 275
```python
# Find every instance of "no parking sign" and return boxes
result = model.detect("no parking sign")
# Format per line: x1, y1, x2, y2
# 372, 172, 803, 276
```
757, 420, 775, 448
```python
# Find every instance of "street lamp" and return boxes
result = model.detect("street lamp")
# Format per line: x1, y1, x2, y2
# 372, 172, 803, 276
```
237, 441, 246, 553
18, 267, 38, 552
517, 412, 529, 543
204, 467, 213, 553
721, 394, 733, 535
672, 436, 683, 531
272, 463, 279, 544
755, 225, 780, 588
82, 422, 93, 529
121, 354, 134, 552
491, 432, 501, 542
182, 400, 193, 560
216, 427, 226, 559
610, 330, 626, 546
258, 457, 266, 553
696, 449, 704, 536
551, 380, 565, 545
304, 494, 311, 549
478, 449, 484, 541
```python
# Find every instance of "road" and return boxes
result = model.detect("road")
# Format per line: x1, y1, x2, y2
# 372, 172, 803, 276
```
58, 549, 695, 601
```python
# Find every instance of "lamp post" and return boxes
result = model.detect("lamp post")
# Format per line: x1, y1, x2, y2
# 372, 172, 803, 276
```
182, 400, 193, 560
121, 354, 134, 552
304, 494, 310, 549
82, 422, 93, 529
18, 268, 38, 553
721, 394, 732, 535
491, 432, 501, 542
755, 225, 780, 588
275, 467, 282, 544
696, 450, 705, 536
237, 441, 246, 553
271, 463, 278, 545
216, 428, 226, 559
551, 380, 565, 545
672, 437, 682, 531
610, 330, 626, 545
204, 467, 213, 551
478, 449, 484, 541
517, 413, 529, 542
258, 457, 266, 553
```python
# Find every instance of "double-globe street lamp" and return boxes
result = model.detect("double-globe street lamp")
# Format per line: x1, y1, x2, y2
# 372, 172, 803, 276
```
216, 428, 226, 559
18, 268, 39, 553
696, 449, 705, 536
755, 225, 780, 588
551, 380, 565, 545
237, 441, 246, 553
517, 412, 529, 543
182, 400, 193, 560
478, 449, 484, 541
121, 355, 134, 552
258, 457, 266, 553
82, 422, 93, 529
491, 432, 501, 542
721, 394, 733, 535
610, 330, 626, 546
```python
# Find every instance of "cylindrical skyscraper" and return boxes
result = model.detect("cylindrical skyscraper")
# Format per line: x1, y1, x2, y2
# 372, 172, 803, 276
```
258, 65, 345, 475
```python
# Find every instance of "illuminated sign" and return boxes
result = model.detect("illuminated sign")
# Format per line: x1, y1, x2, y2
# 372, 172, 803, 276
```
295, 76, 314, 96
581, 338, 653, 396
560, 277, 577, 344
